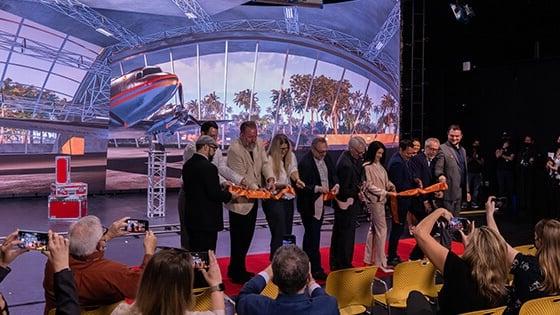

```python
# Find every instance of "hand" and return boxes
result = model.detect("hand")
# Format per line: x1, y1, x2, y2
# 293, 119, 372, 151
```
0, 229, 27, 268
43, 230, 70, 273
438, 175, 447, 183
495, 149, 503, 158
466, 192, 472, 202
221, 181, 233, 189
143, 231, 157, 255
423, 201, 433, 213
438, 208, 453, 222
459, 221, 475, 247
414, 178, 423, 189
264, 264, 273, 279
230, 191, 240, 200
105, 217, 129, 241
0, 293, 5, 312
387, 191, 397, 198
295, 178, 305, 189
200, 250, 223, 287
316, 186, 329, 194
331, 184, 340, 195
434, 191, 444, 199
266, 178, 276, 192
485, 196, 496, 215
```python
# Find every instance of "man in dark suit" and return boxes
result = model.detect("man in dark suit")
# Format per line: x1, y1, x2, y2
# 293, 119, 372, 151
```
296, 137, 339, 280
435, 124, 470, 216
236, 245, 339, 315
329, 136, 366, 271
182, 135, 237, 252
387, 139, 418, 265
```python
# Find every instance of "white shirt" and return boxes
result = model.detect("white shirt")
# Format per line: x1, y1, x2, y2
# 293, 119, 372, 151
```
183, 143, 243, 185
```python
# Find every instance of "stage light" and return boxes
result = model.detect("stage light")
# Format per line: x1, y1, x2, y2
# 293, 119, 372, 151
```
450, 2, 474, 24
95, 28, 114, 37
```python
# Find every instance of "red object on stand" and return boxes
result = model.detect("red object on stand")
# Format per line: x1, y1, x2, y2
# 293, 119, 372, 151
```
49, 156, 88, 220
55, 156, 71, 184
48, 196, 88, 219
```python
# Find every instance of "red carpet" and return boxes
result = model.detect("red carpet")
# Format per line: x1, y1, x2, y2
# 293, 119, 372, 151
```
217, 238, 465, 296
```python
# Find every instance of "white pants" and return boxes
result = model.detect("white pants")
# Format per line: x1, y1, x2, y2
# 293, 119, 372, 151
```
364, 202, 388, 267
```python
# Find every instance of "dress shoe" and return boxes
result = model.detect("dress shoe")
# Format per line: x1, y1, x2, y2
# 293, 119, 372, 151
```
387, 256, 402, 266
312, 270, 328, 281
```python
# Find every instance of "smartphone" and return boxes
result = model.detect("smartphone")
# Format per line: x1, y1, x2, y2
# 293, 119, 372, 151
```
548, 152, 555, 159
282, 234, 296, 246
490, 197, 507, 210
18, 230, 49, 251
124, 219, 149, 233
190, 251, 210, 267
448, 217, 469, 232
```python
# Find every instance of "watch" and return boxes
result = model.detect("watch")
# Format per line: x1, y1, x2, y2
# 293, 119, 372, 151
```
209, 283, 225, 292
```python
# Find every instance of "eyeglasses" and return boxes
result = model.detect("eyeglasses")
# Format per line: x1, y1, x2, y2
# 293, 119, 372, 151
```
208, 145, 218, 150
312, 146, 327, 154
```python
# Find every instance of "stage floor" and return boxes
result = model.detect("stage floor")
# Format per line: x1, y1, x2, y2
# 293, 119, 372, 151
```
0, 191, 534, 314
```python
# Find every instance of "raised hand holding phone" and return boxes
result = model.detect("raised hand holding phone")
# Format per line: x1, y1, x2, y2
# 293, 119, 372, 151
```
0, 229, 27, 267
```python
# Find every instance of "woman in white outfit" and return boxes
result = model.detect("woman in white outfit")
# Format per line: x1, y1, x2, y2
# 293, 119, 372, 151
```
362, 141, 396, 272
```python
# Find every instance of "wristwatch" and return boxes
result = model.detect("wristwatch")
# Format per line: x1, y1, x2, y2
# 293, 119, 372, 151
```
209, 283, 225, 292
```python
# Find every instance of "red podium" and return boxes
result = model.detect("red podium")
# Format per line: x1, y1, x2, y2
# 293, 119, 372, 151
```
48, 156, 88, 220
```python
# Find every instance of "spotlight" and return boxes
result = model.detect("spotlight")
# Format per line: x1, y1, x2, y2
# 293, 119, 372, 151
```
450, 2, 474, 24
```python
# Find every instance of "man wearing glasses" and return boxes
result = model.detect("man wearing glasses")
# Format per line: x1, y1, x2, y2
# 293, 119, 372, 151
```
182, 135, 238, 254
329, 136, 366, 271
296, 137, 339, 280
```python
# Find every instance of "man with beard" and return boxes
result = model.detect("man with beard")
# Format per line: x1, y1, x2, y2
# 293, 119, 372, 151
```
182, 135, 238, 253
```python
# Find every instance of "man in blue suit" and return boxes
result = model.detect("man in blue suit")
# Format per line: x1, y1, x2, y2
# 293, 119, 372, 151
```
236, 245, 339, 315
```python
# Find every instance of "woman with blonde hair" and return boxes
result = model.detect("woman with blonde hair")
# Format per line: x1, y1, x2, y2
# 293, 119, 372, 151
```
408, 206, 510, 314
111, 249, 225, 315
486, 196, 560, 313
361, 141, 396, 272
263, 134, 305, 260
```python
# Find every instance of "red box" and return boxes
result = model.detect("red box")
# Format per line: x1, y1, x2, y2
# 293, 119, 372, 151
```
50, 182, 88, 197
55, 156, 71, 184
48, 196, 87, 219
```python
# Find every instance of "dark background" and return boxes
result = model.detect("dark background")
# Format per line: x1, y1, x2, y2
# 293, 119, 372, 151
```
402, 0, 560, 152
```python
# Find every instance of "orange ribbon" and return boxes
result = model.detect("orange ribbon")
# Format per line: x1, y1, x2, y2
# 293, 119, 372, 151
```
228, 185, 296, 200
323, 191, 337, 201
388, 182, 448, 224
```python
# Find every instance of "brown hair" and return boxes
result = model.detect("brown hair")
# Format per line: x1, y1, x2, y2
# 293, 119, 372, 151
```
269, 134, 293, 179
240, 121, 257, 133
535, 219, 560, 294
133, 249, 194, 315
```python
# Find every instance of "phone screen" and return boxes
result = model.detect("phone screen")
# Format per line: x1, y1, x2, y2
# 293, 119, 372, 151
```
190, 251, 209, 267
18, 230, 48, 251
124, 219, 149, 233
282, 234, 296, 246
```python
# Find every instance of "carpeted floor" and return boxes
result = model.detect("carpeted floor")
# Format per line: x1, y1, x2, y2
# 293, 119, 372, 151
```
218, 239, 465, 296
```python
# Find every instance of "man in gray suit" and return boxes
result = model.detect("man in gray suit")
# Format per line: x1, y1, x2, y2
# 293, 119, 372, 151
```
434, 124, 471, 215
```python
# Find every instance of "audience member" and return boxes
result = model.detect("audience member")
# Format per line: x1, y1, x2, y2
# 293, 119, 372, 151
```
545, 145, 560, 218
329, 136, 366, 271
236, 245, 338, 315
387, 139, 417, 266
408, 208, 510, 314
296, 137, 339, 280
111, 249, 225, 315
0, 229, 27, 315
435, 124, 471, 215
495, 140, 516, 214
262, 134, 304, 260
517, 136, 538, 215
467, 139, 485, 208
225, 121, 275, 283
362, 141, 396, 272
486, 196, 560, 313
43, 216, 157, 313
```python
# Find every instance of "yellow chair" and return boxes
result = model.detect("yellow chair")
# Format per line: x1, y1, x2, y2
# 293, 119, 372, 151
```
373, 260, 438, 310
519, 295, 560, 315
47, 301, 122, 315
325, 266, 378, 314
191, 287, 213, 311
514, 244, 537, 256
260, 280, 279, 299
460, 306, 506, 315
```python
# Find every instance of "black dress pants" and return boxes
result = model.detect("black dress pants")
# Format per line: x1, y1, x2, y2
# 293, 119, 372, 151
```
228, 201, 258, 276
302, 212, 325, 274
329, 202, 358, 271
262, 199, 294, 260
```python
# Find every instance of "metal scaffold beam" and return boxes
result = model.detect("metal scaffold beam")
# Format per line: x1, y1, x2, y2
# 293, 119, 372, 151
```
147, 147, 167, 218
284, 7, 300, 34
363, 2, 400, 62
171, 0, 218, 33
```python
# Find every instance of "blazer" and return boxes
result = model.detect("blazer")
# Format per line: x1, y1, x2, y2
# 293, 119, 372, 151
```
410, 151, 437, 188
236, 274, 339, 315
387, 152, 417, 212
335, 151, 363, 202
183, 144, 243, 185
225, 138, 275, 215
182, 153, 232, 231
296, 151, 338, 216
54, 269, 80, 315
434, 142, 469, 201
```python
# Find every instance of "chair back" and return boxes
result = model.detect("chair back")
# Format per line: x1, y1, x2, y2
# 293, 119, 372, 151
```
48, 302, 122, 315
460, 305, 506, 315
388, 260, 438, 303
519, 295, 560, 315
192, 287, 213, 311
260, 280, 279, 299
325, 266, 378, 308
514, 244, 537, 256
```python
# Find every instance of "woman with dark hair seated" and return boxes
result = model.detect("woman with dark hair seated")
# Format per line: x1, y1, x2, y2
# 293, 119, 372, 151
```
111, 249, 225, 315
485, 196, 560, 313
408, 207, 510, 314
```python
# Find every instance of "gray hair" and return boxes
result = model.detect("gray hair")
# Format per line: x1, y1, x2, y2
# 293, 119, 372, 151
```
424, 137, 440, 148
348, 136, 366, 150
68, 215, 103, 257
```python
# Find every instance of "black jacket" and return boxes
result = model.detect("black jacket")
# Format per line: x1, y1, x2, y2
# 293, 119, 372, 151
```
335, 151, 363, 202
296, 151, 338, 216
182, 153, 232, 231
54, 269, 80, 315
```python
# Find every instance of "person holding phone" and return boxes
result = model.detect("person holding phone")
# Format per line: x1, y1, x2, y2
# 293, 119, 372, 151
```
262, 134, 305, 261
0, 229, 27, 315
111, 249, 225, 315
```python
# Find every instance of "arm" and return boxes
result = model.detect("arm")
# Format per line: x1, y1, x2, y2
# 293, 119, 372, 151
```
200, 251, 225, 313
411, 208, 452, 274
484, 196, 518, 266
434, 149, 446, 181
0, 229, 27, 283
204, 164, 233, 203
214, 149, 244, 185
226, 145, 254, 188
336, 162, 354, 200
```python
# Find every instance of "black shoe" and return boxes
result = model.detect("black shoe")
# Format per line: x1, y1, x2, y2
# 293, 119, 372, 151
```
387, 256, 402, 266
312, 271, 328, 281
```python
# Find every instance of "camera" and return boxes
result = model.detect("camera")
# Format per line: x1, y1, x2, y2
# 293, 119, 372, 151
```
282, 234, 296, 246
190, 251, 209, 268
18, 230, 49, 251
123, 219, 149, 233
490, 197, 507, 210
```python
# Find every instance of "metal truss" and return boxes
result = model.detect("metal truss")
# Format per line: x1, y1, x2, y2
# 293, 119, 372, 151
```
37, 0, 142, 48
0, 93, 84, 121
284, 7, 300, 34
147, 148, 167, 217
363, 2, 400, 62
171, 0, 218, 33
